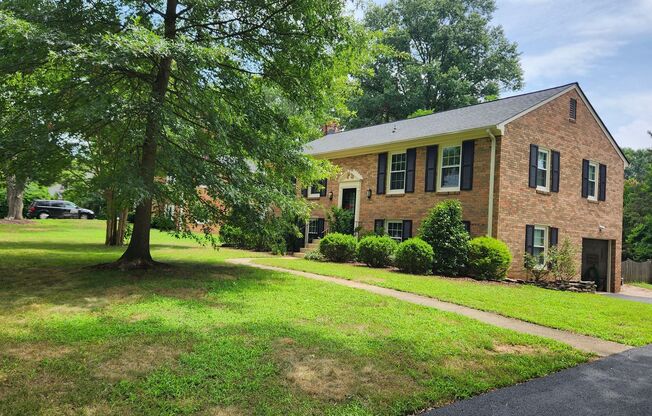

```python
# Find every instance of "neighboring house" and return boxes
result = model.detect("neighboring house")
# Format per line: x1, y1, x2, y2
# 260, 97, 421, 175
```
300, 83, 628, 292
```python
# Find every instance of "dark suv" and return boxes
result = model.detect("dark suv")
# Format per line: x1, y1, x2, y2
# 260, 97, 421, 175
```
27, 200, 95, 220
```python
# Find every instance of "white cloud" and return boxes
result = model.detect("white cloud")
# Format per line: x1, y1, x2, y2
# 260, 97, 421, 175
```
521, 39, 623, 80
576, 0, 652, 37
613, 120, 652, 149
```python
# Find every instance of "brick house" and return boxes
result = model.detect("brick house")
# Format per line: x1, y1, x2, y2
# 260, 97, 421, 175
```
300, 83, 628, 292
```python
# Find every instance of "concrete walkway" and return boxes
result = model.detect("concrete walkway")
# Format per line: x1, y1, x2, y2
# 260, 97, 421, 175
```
227, 258, 631, 357
421, 344, 652, 416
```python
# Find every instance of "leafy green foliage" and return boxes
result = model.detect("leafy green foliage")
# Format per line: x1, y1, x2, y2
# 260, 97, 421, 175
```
0, 181, 51, 217
626, 215, 652, 262
622, 145, 652, 260
356, 235, 398, 268
523, 253, 550, 282
419, 200, 470, 275
326, 206, 355, 235
219, 224, 286, 254
346, 0, 523, 128
547, 238, 580, 282
394, 238, 434, 274
304, 248, 325, 262
319, 232, 357, 262
467, 237, 512, 280
0, 1, 374, 263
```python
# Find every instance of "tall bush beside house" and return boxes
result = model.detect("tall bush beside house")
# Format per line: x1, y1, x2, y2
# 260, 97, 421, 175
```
548, 237, 580, 282
419, 200, 469, 275
467, 237, 512, 280
319, 233, 357, 262
357, 235, 397, 268
394, 238, 434, 274
523, 253, 550, 282
327, 207, 355, 235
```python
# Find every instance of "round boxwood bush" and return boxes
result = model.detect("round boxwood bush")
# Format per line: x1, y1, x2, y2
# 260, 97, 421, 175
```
357, 235, 398, 268
319, 232, 357, 262
467, 236, 512, 280
394, 238, 434, 274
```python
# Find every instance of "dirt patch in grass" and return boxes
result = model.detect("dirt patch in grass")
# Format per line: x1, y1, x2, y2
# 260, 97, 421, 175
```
203, 406, 244, 416
273, 338, 418, 401
154, 287, 207, 300
4, 343, 72, 361
96, 343, 184, 381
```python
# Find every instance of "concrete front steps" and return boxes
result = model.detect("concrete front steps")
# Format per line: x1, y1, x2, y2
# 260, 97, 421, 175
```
294, 239, 320, 258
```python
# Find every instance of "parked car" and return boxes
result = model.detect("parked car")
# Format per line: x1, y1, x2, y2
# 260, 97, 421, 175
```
27, 200, 95, 220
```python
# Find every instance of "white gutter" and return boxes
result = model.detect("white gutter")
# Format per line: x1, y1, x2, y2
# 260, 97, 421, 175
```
486, 129, 497, 237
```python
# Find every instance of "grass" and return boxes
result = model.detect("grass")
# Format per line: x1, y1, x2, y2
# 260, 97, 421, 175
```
0, 220, 589, 415
254, 258, 652, 347
630, 282, 652, 291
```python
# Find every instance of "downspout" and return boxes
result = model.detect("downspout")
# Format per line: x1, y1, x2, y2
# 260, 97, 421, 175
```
486, 129, 497, 237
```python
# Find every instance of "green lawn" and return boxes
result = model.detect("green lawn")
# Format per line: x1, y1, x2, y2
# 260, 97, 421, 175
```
254, 258, 652, 347
630, 282, 652, 291
0, 221, 588, 415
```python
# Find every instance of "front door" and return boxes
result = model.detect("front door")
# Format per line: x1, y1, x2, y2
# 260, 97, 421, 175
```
341, 188, 357, 233
582, 239, 610, 292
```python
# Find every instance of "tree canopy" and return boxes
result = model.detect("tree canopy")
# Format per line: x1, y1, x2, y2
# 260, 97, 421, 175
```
0, 0, 371, 267
346, 0, 523, 128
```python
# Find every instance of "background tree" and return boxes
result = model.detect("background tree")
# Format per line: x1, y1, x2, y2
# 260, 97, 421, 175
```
622, 132, 652, 260
346, 0, 522, 128
1, 1, 370, 268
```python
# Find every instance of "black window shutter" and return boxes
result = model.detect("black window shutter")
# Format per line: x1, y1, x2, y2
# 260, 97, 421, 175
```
317, 218, 325, 238
301, 187, 308, 197
462, 221, 471, 234
402, 220, 413, 240
581, 159, 589, 198
374, 219, 385, 235
529, 144, 538, 188
377, 152, 387, 194
460, 140, 475, 190
598, 164, 607, 201
525, 224, 534, 255
425, 145, 438, 192
319, 179, 327, 197
405, 148, 416, 193
549, 227, 558, 247
551, 151, 560, 192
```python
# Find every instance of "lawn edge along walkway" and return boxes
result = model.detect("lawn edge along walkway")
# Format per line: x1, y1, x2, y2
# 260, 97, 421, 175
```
227, 258, 632, 357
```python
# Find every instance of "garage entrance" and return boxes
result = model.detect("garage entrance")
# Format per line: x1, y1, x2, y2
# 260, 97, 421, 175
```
581, 239, 611, 292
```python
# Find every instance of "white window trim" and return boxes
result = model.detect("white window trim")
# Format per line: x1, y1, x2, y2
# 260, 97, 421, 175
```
536, 147, 551, 192
533, 225, 548, 268
385, 220, 404, 242
387, 150, 407, 194
307, 185, 321, 199
437, 143, 463, 192
587, 161, 599, 201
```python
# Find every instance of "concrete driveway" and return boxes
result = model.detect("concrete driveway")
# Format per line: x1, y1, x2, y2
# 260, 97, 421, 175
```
422, 345, 652, 416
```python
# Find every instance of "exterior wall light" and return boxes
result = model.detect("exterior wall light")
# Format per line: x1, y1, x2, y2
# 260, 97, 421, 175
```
328, 191, 334, 200
366, 188, 372, 199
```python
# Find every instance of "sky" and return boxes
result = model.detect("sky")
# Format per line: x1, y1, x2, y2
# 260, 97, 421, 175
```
361, 0, 652, 149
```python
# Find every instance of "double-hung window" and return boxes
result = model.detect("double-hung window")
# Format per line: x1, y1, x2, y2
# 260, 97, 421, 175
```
386, 221, 403, 242
440, 145, 462, 190
587, 161, 598, 200
533, 226, 547, 267
307, 185, 321, 199
388, 152, 407, 193
536, 148, 550, 191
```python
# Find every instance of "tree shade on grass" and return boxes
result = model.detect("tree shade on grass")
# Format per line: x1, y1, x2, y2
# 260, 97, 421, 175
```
255, 258, 652, 347
0, 220, 588, 415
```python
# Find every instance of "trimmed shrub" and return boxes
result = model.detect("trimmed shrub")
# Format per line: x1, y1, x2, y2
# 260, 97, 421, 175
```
394, 238, 434, 274
304, 248, 325, 262
357, 235, 397, 268
419, 200, 469, 276
319, 232, 357, 262
467, 237, 512, 280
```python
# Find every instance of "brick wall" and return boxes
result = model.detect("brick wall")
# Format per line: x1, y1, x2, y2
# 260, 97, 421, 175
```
497, 90, 625, 291
307, 137, 498, 238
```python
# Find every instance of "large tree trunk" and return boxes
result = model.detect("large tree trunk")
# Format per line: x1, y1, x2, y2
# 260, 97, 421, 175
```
109, 0, 177, 269
5, 175, 26, 220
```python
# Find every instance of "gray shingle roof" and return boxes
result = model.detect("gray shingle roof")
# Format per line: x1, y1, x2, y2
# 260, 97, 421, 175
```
305, 83, 575, 155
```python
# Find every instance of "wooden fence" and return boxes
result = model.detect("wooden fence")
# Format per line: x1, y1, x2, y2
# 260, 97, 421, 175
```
622, 259, 652, 284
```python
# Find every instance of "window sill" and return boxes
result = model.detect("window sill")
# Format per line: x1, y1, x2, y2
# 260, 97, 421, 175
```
307, 196, 321, 200
587, 198, 600, 204
386, 192, 405, 197
436, 190, 461, 195
535, 189, 551, 196
569, 118, 577, 123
